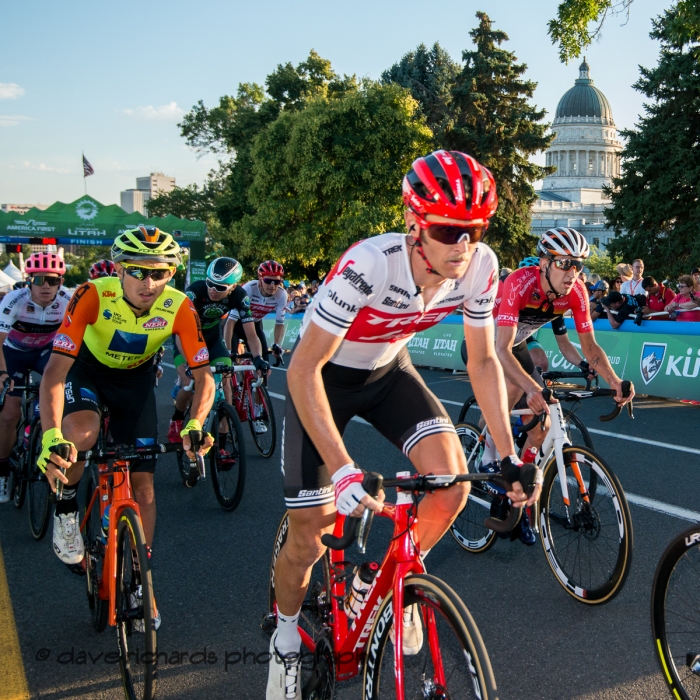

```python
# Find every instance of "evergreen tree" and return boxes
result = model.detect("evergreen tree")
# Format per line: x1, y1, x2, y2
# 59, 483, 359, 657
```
381, 43, 459, 133
605, 4, 700, 279
443, 12, 553, 265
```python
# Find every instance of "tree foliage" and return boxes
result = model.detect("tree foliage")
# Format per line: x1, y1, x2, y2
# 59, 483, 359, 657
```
441, 12, 553, 265
585, 246, 620, 279
605, 4, 700, 279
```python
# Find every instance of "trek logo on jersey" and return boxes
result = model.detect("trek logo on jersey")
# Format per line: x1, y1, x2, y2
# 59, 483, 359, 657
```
102, 291, 116, 298
53, 333, 76, 352
382, 245, 402, 257
142, 316, 168, 330
340, 265, 373, 296
192, 347, 210, 364
346, 308, 453, 343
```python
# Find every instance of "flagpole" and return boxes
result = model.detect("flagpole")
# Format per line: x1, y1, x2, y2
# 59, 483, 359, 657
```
83, 151, 87, 196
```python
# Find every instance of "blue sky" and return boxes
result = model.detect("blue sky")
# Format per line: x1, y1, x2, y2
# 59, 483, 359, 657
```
0, 0, 665, 207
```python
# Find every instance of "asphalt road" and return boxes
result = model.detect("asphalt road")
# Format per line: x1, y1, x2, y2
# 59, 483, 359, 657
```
1, 357, 699, 700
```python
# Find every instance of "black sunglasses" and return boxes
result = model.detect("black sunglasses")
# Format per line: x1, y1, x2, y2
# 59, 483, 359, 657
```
29, 275, 62, 287
424, 223, 487, 246
262, 278, 284, 286
122, 265, 172, 281
206, 279, 232, 292
551, 258, 585, 272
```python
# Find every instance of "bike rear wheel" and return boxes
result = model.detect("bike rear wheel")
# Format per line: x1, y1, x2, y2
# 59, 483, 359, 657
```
27, 419, 51, 540
450, 422, 499, 554
210, 402, 247, 511
539, 445, 633, 604
248, 384, 276, 458
116, 506, 157, 700
11, 439, 27, 509
83, 466, 108, 631
651, 525, 700, 700
363, 573, 498, 699
457, 395, 478, 424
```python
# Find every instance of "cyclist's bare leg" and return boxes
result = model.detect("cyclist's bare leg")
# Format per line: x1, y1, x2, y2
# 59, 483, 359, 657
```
174, 363, 193, 413
60, 410, 100, 486
504, 375, 549, 453
274, 503, 336, 616
0, 396, 21, 459
409, 432, 469, 552
131, 471, 156, 545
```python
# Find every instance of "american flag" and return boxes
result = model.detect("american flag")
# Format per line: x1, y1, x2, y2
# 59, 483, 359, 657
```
82, 155, 95, 177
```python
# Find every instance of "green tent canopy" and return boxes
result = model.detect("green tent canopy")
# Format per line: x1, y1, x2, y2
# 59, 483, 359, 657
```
0, 195, 206, 248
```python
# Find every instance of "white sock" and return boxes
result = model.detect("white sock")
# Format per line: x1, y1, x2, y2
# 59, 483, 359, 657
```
481, 430, 500, 464
275, 609, 301, 656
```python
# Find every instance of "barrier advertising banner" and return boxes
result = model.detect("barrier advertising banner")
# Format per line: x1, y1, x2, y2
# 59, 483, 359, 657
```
264, 315, 700, 401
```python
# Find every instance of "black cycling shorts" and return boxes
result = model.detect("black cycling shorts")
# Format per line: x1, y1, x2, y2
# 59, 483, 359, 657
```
4, 344, 52, 397
232, 319, 268, 362
63, 362, 158, 473
282, 347, 455, 509
512, 340, 544, 410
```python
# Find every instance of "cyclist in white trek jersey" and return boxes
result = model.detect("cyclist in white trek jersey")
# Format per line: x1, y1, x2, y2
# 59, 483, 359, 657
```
266, 149, 543, 700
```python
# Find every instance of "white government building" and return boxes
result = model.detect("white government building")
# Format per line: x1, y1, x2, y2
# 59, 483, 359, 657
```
531, 59, 623, 249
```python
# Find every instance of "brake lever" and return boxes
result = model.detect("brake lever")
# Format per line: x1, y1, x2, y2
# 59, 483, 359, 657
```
357, 507, 374, 555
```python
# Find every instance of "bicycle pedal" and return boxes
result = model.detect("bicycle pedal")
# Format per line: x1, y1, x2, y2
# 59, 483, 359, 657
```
260, 613, 277, 636
66, 562, 86, 576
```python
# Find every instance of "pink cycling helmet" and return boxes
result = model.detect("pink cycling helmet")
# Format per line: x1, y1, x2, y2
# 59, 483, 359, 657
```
25, 252, 66, 275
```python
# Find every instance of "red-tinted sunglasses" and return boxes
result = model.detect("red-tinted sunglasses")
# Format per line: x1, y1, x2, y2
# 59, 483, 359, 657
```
424, 222, 487, 246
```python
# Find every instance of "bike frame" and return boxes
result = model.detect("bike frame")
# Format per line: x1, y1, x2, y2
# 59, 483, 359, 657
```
227, 360, 262, 424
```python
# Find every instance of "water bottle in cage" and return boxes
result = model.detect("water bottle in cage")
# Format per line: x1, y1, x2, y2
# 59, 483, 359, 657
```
345, 562, 379, 620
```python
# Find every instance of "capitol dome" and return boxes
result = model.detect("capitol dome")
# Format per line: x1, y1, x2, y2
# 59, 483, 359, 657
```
554, 59, 614, 125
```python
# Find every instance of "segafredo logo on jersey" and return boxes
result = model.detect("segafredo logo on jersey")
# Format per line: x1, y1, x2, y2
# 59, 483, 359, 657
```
340, 264, 373, 296
142, 316, 168, 330
53, 334, 76, 352
192, 347, 209, 364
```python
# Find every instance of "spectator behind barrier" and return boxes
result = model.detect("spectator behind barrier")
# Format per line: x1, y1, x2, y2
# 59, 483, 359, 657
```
642, 276, 674, 315
592, 290, 643, 328
616, 263, 633, 283
620, 259, 646, 297
692, 267, 700, 292
589, 280, 609, 314
666, 275, 700, 322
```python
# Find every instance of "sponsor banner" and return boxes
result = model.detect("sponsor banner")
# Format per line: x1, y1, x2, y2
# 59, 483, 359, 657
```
265, 315, 700, 401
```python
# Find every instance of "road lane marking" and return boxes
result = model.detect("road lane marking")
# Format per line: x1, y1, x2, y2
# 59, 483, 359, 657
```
624, 494, 700, 522
0, 543, 30, 700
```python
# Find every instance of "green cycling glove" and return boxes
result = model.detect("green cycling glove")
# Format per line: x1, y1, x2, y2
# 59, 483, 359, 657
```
37, 428, 75, 473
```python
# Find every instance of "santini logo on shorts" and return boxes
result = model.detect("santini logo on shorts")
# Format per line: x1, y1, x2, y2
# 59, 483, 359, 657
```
53, 334, 76, 352
142, 316, 168, 330
193, 347, 210, 364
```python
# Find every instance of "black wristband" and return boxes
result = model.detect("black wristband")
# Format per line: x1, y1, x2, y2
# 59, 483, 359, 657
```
0, 370, 8, 377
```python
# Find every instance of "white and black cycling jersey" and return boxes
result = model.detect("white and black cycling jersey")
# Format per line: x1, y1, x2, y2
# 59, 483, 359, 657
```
0, 287, 72, 351
238, 280, 287, 324
302, 232, 498, 370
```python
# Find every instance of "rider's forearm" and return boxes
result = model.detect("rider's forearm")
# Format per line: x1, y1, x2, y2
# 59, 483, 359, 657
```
288, 361, 352, 476
273, 324, 285, 346
223, 319, 234, 352
556, 335, 584, 367
189, 370, 215, 428
242, 322, 264, 357
468, 354, 516, 459
39, 358, 68, 433
496, 346, 540, 395
0, 336, 7, 373
581, 337, 619, 386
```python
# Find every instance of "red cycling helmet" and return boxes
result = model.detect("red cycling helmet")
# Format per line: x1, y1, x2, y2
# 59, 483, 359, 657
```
258, 260, 284, 278
402, 150, 498, 227
89, 259, 117, 279
25, 252, 66, 275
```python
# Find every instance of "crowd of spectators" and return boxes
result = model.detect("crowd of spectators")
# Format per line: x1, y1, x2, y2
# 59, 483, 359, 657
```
286, 279, 320, 314
585, 258, 700, 327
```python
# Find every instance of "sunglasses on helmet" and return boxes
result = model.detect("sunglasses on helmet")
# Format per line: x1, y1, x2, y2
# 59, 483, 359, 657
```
29, 275, 62, 287
551, 258, 585, 272
424, 222, 487, 246
206, 279, 233, 292
121, 264, 173, 281
262, 278, 284, 286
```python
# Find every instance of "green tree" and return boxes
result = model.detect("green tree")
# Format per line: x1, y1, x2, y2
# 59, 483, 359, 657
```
443, 12, 553, 266
381, 43, 459, 133
231, 81, 432, 278
585, 246, 620, 279
605, 4, 700, 279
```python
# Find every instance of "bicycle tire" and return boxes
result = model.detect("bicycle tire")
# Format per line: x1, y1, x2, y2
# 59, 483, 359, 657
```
450, 423, 499, 554
210, 402, 247, 511
362, 573, 498, 700
266, 512, 331, 651
563, 408, 595, 449
175, 407, 191, 483
115, 506, 157, 700
27, 419, 50, 541
83, 466, 108, 631
651, 524, 700, 700
247, 384, 276, 458
12, 430, 27, 509
457, 395, 478, 424
539, 445, 633, 604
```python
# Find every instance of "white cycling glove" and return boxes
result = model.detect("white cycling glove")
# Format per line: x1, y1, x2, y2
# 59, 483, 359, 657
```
331, 463, 367, 515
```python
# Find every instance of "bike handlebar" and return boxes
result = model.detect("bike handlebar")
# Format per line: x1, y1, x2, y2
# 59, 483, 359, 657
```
321, 471, 522, 552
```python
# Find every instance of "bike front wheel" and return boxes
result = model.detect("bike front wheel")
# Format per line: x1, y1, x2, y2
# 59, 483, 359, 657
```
248, 384, 276, 458
362, 573, 498, 699
115, 507, 157, 700
27, 419, 51, 540
539, 445, 633, 604
450, 422, 498, 554
651, 525, 700, 700
210, 402, 247, 511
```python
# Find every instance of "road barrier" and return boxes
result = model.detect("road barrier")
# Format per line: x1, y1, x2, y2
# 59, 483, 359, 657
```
264, 315, 700, 402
